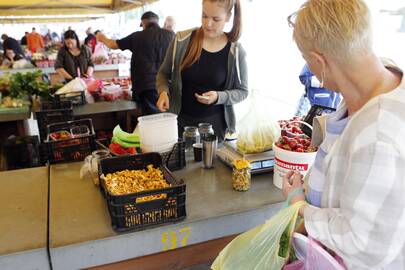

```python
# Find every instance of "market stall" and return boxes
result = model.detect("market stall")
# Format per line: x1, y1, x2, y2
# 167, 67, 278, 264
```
49, 159, 284, 269
0, 64, 130, 85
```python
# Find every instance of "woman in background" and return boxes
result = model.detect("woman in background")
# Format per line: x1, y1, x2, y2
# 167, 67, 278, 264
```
156, 0, 248, 141
55, 30, 94, 83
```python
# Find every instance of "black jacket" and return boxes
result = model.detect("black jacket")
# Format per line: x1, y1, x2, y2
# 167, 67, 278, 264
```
116, 23, 174, 93
3, 37, 25, 57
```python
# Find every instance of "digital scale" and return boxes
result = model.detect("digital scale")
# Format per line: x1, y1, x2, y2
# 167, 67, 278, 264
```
216, 140, 275, 174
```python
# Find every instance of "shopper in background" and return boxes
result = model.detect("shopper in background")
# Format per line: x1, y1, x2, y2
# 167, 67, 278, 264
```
295, 64, 341, 117
96, 11, 174, 115
163, 16, 176, 32
156, 0, 248, 142
1, 49, 24, 69
283, 0, 405, 268
20, 32, 29, 46
1, 34, 25, 57
27, 28, 44, 53
55, 30, 94, 82
84, 27, 97, 53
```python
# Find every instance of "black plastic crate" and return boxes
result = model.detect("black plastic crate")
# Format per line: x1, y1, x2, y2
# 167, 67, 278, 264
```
55, 91, 86, 106
3, 136, 42, 170
99, 153, 186, 232
42, 118, 96, 164
160, 140, 186, 171
35, 101, 74, 142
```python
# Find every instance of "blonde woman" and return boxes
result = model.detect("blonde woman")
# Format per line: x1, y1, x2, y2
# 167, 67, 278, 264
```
283, 0, 405, 268
156, 0, 248, 141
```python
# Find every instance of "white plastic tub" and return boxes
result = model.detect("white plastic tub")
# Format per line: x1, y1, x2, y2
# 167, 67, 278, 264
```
272, 142, 317, 189
138, 113, 178, 153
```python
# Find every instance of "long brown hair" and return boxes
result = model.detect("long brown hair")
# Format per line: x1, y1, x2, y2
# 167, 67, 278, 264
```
180, 0, 242, 70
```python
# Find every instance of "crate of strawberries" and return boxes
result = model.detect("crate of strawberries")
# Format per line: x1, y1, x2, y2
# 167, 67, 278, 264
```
272, 118, 318, 189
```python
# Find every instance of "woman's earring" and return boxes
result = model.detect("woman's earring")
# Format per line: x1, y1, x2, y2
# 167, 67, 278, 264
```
319, 71, 325, 88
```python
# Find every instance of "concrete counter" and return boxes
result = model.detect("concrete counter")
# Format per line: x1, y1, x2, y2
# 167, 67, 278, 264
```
0, 166, 50, 270
49, 157, 284, 269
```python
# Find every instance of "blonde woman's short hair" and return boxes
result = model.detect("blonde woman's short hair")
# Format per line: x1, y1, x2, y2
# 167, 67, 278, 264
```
292, 0, 372, 62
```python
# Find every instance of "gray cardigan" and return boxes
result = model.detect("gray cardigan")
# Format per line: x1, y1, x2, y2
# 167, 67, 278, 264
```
156, 28, 249, 132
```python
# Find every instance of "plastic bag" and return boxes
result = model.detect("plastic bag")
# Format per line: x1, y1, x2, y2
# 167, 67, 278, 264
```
55, 78, 87, 95
285, 233, 346, 270
236, 90, 281, 153
92, 43, 109, 64
12, 59, 35, 69
211, 201, 306, 270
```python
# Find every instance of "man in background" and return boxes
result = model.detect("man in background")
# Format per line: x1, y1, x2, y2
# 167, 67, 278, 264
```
163, 16, 176, 32
1, 34, 25, 57
96, 11, 174, 115
20, 32, 29, 46
27, 28, 44, 53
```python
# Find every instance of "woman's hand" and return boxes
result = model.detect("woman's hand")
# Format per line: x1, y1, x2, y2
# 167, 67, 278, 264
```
195, 91, 218, 105
282, 170, 306, 204
156, 91, 170, 112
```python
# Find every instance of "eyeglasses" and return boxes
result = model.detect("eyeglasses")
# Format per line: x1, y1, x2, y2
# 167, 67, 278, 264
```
287, 12, 297, 28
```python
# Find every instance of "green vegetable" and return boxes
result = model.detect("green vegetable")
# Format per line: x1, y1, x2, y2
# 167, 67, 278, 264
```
112, 136, 140, 148
112, 125, 140, 143
8, 70, 51, 99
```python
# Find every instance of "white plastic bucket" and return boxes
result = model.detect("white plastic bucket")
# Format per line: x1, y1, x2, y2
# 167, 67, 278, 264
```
272, 142, 317, 189
138, 113, 178, 153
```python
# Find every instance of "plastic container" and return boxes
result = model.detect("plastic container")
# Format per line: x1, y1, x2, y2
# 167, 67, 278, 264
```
160, 139, 186, 171
42, 118, 96, 164
55, 91, 86, 106
35, 101, 73, 142
138, 113, 178, 153
272, 142, 317, 189
99, 153, 186, 232
102, 85, 122, 101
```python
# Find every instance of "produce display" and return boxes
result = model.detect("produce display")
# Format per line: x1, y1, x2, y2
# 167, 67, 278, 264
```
49, 130, 72, 141
232, 159, 251, 191
275, 118, 318, 153
108, 125, 139, 155
101, 77, 131, 101
103, 165, 170, 202
0, 96, 28, 108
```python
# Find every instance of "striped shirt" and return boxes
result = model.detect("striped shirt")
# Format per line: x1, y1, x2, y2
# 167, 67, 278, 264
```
304, 63, 405, 269
307, 109, 350, 207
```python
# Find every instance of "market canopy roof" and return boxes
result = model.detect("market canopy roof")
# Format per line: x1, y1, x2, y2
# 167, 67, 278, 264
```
0, 0, 158, 22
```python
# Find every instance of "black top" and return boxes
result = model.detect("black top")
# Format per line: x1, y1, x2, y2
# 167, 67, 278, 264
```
3, 37, 25, 57
180, 42, 230, 117
20, 36, 27, 46
116, 23, 174, 93
55, 45, 94, 79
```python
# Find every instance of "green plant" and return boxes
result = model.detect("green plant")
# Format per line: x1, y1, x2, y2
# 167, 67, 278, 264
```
8, 70, 51, 99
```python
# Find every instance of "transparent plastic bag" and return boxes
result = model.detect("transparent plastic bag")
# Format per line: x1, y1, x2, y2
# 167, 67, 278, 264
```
211, 201, 306, 270
236, 90, 281, 154
288, 233, 346, 270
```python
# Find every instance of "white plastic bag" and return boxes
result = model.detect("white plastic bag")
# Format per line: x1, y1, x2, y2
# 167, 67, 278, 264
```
55, 78, 87, 95
92, 43, 109, 64
211, 201, 306, 270
237, 90, 281, 153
